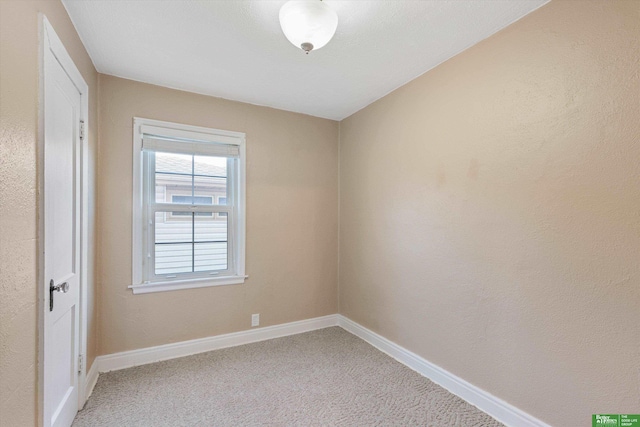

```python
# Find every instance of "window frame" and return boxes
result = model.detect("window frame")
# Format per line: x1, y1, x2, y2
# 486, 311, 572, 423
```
130, 117, 246, 294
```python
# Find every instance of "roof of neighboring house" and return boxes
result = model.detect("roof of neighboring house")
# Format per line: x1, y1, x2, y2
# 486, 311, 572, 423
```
156, 152, 227, 177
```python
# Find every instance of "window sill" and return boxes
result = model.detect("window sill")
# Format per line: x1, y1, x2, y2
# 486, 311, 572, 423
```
129, 275, 248, 294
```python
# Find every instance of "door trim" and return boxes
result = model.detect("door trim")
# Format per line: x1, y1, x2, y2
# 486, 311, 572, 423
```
38, 15, 90, 426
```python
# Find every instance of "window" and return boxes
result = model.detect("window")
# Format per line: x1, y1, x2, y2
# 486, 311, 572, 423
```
218, 197, 227, 218
130, 118, 246, 294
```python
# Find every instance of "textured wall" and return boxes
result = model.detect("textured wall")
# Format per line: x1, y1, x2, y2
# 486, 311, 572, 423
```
339, 1, 640, 425
0, 1, 99, 426
97, 75, 339, 355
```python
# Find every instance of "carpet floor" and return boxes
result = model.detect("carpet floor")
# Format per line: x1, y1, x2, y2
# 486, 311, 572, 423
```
73, 327, 503, 426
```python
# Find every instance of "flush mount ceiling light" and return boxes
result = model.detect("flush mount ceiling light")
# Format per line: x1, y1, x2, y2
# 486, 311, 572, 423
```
279, 0, 338, 54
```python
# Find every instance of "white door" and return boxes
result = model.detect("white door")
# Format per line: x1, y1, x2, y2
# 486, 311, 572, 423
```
43, 36, 82, 427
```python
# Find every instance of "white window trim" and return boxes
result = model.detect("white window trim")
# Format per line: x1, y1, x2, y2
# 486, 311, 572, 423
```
130, 117, 247, 294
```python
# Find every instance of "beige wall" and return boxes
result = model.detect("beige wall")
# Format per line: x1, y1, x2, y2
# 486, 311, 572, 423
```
339, 1, 640, 425
0, 1, 99, 425
97, 75, 339, 355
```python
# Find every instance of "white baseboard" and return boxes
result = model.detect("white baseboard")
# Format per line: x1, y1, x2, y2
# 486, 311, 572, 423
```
83, 359, 99, 404
337, 315, 550, 427
97, 314, 339, 373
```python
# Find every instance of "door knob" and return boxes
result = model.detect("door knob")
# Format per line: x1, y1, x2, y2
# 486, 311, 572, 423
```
49, 280, 69, 311
55, 282, 69, 293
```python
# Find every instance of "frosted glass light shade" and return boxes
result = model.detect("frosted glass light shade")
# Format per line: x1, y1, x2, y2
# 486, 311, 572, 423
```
279, 0, 338, 53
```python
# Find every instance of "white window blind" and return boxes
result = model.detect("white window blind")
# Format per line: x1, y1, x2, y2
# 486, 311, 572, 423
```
142, 134, 240, 158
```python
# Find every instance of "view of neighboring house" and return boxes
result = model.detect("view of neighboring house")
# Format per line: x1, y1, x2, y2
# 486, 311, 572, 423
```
153, 152, 229, 275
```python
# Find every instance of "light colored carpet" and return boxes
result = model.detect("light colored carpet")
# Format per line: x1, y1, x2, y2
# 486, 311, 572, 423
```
73, 327, 503, 426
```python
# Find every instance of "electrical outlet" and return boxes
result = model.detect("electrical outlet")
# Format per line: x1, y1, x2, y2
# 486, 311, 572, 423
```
251, 313, 260, 327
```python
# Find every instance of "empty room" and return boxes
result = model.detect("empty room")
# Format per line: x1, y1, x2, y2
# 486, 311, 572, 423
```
0, 0, 638, 426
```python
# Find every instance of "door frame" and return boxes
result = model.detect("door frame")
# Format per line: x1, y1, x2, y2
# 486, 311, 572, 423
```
38, 15, 90, 425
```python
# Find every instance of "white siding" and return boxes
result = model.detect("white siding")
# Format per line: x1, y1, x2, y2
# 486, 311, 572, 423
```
154, 217, 228, 274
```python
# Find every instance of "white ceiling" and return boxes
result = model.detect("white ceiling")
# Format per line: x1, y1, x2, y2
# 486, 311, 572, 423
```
62, 0, 549, 121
